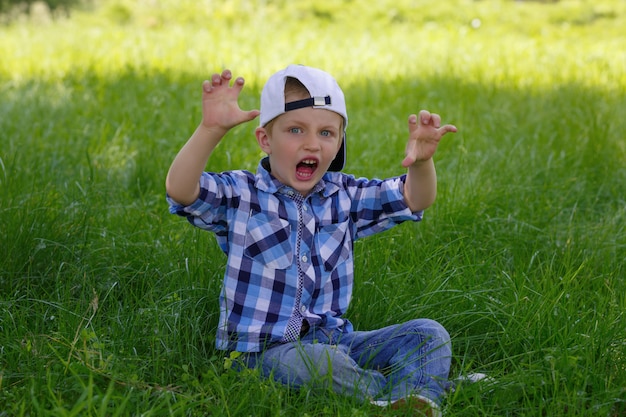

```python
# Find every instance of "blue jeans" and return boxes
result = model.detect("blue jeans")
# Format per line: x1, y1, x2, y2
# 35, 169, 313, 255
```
240, 319, 451, 404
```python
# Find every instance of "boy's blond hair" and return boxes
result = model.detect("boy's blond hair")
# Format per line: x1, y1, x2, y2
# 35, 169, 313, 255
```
263, 77, 308, 134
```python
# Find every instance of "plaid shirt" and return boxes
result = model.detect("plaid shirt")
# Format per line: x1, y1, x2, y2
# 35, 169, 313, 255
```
168, 159, 422, 352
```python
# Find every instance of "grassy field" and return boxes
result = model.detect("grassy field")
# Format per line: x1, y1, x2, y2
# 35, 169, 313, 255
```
1, 0, 625, 415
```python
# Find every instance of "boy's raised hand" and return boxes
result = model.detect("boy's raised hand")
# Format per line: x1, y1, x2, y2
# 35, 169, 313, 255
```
200, 69, 260, 132
401, 110, 457, 168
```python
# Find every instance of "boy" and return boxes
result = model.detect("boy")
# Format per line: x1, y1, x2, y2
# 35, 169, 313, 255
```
166, 65, 457, 415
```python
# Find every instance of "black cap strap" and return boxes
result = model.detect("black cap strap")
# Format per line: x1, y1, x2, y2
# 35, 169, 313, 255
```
285, 96, 331, 112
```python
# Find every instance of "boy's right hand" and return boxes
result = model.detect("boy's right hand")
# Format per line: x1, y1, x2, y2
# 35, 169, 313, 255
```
165, 70, 259, 206
200, 69, 260, 134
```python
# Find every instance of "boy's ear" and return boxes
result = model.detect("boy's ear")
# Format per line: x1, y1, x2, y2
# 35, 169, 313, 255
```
255, 127, 272, 154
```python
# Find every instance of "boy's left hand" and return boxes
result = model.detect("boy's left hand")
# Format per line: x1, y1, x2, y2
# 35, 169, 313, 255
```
401, 110, 457, 168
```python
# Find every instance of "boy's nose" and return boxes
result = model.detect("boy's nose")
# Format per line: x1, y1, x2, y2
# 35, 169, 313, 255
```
303, 133, 321, 150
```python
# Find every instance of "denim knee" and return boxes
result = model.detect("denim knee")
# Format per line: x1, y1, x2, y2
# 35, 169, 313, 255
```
408, 319, 450, 341
405, 318, 451, 357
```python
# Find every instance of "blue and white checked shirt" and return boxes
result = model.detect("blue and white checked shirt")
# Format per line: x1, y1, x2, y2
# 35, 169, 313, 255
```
168, 158, 422, 352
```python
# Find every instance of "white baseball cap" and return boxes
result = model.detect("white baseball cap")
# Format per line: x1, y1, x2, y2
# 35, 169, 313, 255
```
259, 65, 348, 171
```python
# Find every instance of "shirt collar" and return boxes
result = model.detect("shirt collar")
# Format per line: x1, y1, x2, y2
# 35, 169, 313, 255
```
255, 157, 340, 198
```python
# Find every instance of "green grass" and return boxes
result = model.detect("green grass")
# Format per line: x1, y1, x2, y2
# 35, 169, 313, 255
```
1, 0, 625, 415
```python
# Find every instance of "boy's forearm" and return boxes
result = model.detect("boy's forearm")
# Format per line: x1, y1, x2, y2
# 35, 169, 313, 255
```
403, 158, 437, 212
165, 124, 227, 205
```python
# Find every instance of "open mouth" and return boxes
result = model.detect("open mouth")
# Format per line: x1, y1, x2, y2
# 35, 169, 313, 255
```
295, 158, 318, 180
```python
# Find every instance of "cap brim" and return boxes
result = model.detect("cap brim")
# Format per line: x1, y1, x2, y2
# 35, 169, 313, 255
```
328, 135, 346, 172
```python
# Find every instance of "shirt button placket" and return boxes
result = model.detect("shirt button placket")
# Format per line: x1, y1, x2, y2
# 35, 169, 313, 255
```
282, 192, 308, 342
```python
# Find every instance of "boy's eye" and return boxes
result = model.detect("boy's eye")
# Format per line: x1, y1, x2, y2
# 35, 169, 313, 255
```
289, 127, 303, 134
320, 130, 331, 137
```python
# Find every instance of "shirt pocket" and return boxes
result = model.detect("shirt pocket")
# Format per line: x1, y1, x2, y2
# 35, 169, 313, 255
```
244, 212, 293, 270
316, 222, 350, 272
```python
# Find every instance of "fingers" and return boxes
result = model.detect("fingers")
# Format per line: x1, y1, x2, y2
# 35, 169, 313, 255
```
202, 79, 212, 93
417, 110, 441, 128
409, 111, 437, 130
204, 69, 246, 93
212, 69, 232, 85
214, 70, 244, 87
401, 141, 417, 167
408, 114, 419, 135
431, 114, 441, 128
245, 109, 261, 122
441, 123, 458, 134
205, 71, 229, 91
402, 111, 457, 167
409, 111, 458, 136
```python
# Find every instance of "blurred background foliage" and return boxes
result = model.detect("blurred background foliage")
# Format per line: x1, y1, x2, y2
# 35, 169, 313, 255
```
2, 0, 620, 26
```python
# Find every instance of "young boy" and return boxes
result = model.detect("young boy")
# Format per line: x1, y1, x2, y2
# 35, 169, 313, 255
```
166, 65, 457, 415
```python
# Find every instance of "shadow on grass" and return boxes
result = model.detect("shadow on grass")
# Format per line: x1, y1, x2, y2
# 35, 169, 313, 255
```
1, 69, 625, 416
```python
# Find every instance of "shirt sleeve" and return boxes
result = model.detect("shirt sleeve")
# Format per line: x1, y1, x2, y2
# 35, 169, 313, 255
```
167, 171, 249, 235
345, 174, 423, 239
